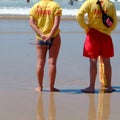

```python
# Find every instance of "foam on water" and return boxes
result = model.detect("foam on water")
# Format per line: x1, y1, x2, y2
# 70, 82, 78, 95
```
0, 7, 120, 18
0, 0, 120, 18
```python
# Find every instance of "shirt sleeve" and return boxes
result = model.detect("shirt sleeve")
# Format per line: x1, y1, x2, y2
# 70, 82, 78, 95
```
110, 3, 117, 31
54, 4, 62, 16
29, 4, 37, 19
76, 0, 90, 32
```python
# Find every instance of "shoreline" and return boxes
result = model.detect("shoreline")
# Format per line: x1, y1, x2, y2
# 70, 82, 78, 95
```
0, 15, 76, 20
0, 14, 120, 20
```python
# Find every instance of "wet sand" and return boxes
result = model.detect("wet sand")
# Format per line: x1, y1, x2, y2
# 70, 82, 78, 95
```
0, 18, 120, 120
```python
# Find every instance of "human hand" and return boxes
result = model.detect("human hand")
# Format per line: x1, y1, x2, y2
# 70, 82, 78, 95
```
43, 36, 51, 42
40, 34, 47, 40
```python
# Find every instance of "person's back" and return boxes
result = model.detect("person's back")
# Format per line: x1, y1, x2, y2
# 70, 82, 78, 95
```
76, 0, 117, 35
30, 0, 62, 39
29, 0, 62, 92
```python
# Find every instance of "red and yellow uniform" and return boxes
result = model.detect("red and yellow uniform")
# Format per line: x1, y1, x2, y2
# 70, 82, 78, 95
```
30, 0, 62, 40
76, 0, 117, 35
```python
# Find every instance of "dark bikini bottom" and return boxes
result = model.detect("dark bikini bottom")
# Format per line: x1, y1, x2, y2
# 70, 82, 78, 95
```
38, 38, 54, 49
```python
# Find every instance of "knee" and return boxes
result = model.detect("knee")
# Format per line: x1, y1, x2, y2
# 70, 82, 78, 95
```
90, 59, 97, 65
102, 59, 111, 68
37, 61, 45, 69
49, 60, 56, 68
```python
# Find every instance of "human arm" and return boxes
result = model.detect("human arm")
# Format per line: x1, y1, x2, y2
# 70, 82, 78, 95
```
110, 4, 117, 31
29, 17, 46, 40
76, 1, 91, 33
29, 2, 62, 41
44, 15, 61, 41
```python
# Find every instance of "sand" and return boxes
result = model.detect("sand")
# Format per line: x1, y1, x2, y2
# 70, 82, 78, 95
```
0, 18, 120, 120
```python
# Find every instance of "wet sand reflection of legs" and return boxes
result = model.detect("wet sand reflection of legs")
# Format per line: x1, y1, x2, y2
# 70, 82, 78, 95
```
88, 90, 111, 120
36, 93, 56, 120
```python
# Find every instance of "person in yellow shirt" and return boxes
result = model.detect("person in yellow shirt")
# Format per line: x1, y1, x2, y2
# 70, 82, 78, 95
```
29, 0, 62, 92
76, 0, 117, 93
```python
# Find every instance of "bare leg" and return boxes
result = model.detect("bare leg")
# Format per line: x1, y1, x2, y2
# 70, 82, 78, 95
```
89, 58, 97, 89
102, 58, 115, 92
99, 56, 108, 87
49, 58, 58, 92
82, 58, 97, 93
49, 34, 61, 92
36, 44, 47, 92
102, 58, 111, 87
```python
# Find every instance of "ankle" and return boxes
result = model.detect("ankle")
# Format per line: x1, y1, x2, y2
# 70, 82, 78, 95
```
89, 86, 95, 90
50, 87, 60, 92
35, 87, 43, 92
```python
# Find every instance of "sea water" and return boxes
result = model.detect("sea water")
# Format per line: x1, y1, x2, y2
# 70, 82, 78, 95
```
0, 0, 120, 17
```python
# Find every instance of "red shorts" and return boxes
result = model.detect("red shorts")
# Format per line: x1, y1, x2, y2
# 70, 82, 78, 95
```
83, 28, 114, 58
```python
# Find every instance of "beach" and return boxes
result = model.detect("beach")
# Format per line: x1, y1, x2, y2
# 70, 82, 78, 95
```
0, 18, 120, 120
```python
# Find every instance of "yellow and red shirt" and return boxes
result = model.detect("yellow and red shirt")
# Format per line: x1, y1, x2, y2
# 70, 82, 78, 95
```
76, 0, 117, 35
30, 0, 62, 39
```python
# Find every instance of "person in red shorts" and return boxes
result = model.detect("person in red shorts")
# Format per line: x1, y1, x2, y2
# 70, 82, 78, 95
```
29, 0, 62, 92
76, 0, 117, 93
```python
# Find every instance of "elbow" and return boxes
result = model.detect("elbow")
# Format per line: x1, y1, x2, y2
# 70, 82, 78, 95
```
29, 21, 33, 28
76, 15, 80, 24
29, 22, 35, 29
54, 24, 59, 30
76, 15, 80, 23
76, 12, 80, 20
76, 13, 82, 21
29, 18, 34, 28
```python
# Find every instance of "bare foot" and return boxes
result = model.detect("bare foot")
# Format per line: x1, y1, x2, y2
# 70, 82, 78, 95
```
35, 87, 42, 92
105, 87, 116, 93
50, 88, 60, 92
81, 87, 95, 93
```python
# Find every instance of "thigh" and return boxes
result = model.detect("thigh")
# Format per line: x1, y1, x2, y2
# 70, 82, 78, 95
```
36, 42, 48, 64
49, 34, 61, 64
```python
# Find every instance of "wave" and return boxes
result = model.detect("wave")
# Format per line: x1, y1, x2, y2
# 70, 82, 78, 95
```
0, 7, 120, 20
0, 7, 120, 19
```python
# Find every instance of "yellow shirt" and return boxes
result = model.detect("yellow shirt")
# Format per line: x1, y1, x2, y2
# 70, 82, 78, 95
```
30, 0, 62, 39
76, 0, 117, 35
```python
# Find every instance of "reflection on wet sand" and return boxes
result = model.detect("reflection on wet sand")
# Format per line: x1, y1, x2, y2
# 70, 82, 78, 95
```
36, 90, 112, 120
88, 93, 97, 120
36, 93, 56, 120
97, 90, 111, 120
88, 90, 111, 120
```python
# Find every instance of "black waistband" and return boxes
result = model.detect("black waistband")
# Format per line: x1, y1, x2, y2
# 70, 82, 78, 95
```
38, 37, 55, 49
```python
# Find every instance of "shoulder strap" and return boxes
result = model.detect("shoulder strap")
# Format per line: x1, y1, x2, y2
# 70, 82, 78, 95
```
96, 0, 105, 14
